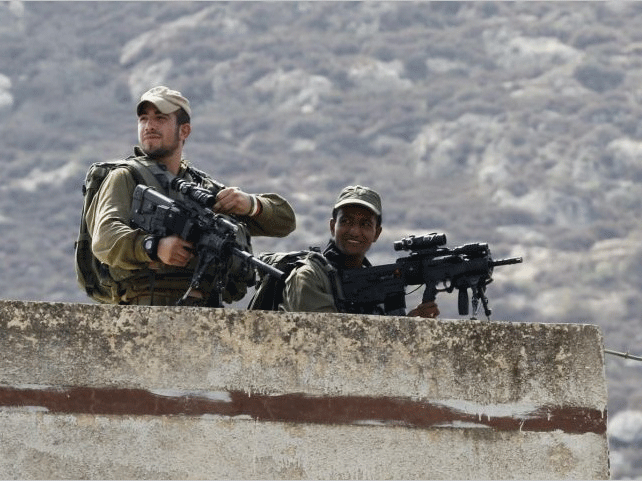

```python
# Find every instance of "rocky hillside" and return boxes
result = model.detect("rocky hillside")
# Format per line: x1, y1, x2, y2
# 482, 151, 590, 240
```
0, 2, 641, 477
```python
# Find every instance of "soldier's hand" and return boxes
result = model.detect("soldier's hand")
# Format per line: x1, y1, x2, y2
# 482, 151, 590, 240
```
213, 187, 254, 215
157, 235, 194, 267
407, 301, 440, 319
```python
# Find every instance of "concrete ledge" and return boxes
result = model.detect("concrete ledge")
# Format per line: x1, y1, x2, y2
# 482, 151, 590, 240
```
0, 300, 609, 479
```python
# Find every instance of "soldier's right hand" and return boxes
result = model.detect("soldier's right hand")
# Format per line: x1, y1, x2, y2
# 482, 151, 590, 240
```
407, 301, 440, 319
157, 235, 195, 267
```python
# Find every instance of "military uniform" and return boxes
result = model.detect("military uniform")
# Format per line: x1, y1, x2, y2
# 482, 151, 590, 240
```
280, 240, 405, 315
280, 244, 342, 313
282, 185, 384, 314
84, 85, 296, 306
280, 185, 433, 317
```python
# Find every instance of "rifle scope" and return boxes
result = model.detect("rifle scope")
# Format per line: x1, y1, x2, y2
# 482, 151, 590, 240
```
394, 233, 447, 251
171, 178, 217, 209
450, 242, 489, 257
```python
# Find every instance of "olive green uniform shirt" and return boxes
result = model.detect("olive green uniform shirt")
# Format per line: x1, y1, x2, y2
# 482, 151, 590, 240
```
281, 256, 338, 313
280, 242, 406, 316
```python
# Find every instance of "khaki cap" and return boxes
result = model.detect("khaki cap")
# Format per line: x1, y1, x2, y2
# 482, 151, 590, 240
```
333, 185, 382, 216
136, 86, 192, 117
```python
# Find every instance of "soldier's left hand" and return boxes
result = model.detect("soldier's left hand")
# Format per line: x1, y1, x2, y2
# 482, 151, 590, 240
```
213, 187, 252, 215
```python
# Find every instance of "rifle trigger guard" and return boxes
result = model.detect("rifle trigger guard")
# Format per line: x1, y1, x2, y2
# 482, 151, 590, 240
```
438, 279, 453, 293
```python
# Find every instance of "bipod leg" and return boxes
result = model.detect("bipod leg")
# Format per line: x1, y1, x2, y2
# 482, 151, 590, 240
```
475, 284, 492, 320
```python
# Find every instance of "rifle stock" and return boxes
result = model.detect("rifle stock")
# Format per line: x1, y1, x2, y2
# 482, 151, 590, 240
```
338, 264, 407, 314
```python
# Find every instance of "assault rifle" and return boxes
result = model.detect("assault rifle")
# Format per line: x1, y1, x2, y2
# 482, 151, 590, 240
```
339, 233, 522, 320
130, 178, 284, 306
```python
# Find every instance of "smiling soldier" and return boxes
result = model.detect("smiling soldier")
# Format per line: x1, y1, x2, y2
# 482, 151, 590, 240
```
281, 185, 439, 318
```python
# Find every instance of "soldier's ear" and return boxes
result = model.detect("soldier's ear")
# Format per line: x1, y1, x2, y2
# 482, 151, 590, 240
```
179, 123, 191, 141
330, 218, 336, 236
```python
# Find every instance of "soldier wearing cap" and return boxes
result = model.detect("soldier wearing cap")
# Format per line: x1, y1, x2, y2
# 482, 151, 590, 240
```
281, 185, 439, 318
85, 86, 296, 306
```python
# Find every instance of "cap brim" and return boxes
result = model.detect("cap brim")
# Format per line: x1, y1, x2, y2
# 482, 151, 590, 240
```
136, 97, 181, 115
334, 199, 381, 216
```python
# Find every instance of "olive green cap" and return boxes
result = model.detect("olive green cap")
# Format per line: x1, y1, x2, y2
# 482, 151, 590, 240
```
334, 185, 382, 216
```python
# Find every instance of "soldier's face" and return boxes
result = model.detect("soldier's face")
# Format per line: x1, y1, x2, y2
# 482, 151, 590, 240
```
137, 104, 182, 159
330, 205, 382, 263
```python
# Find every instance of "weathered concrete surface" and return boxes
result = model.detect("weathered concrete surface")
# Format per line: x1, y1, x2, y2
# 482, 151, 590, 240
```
0, 300, 609, 479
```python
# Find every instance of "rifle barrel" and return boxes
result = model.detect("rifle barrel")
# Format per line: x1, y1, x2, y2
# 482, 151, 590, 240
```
233, 248, 285, 279
491, 257, 523, 267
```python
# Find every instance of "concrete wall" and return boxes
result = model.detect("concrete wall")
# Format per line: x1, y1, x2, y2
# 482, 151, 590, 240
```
0, 300, 609, 479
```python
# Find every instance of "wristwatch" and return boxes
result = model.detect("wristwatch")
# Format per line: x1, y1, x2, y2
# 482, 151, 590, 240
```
143, 235, 160, 261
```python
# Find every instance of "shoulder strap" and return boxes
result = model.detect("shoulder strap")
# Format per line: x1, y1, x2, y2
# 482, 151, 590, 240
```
76, 158, 150, 304
126, 151, 225, 194
124, 155, 172, 193
120, 161, 146, 186
299, 250, 347, 312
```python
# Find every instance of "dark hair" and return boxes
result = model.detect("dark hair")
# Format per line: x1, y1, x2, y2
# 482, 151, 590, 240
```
175, 107, 190, 126
332, 206, 382, 226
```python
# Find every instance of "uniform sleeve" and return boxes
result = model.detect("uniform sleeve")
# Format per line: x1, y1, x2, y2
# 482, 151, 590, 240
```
243, 193, 296, 237
281, 260, 338, 313
85, 168, 151, 270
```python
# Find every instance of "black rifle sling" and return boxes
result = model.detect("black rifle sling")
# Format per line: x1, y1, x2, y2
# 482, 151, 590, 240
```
315, 254, 344, 311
